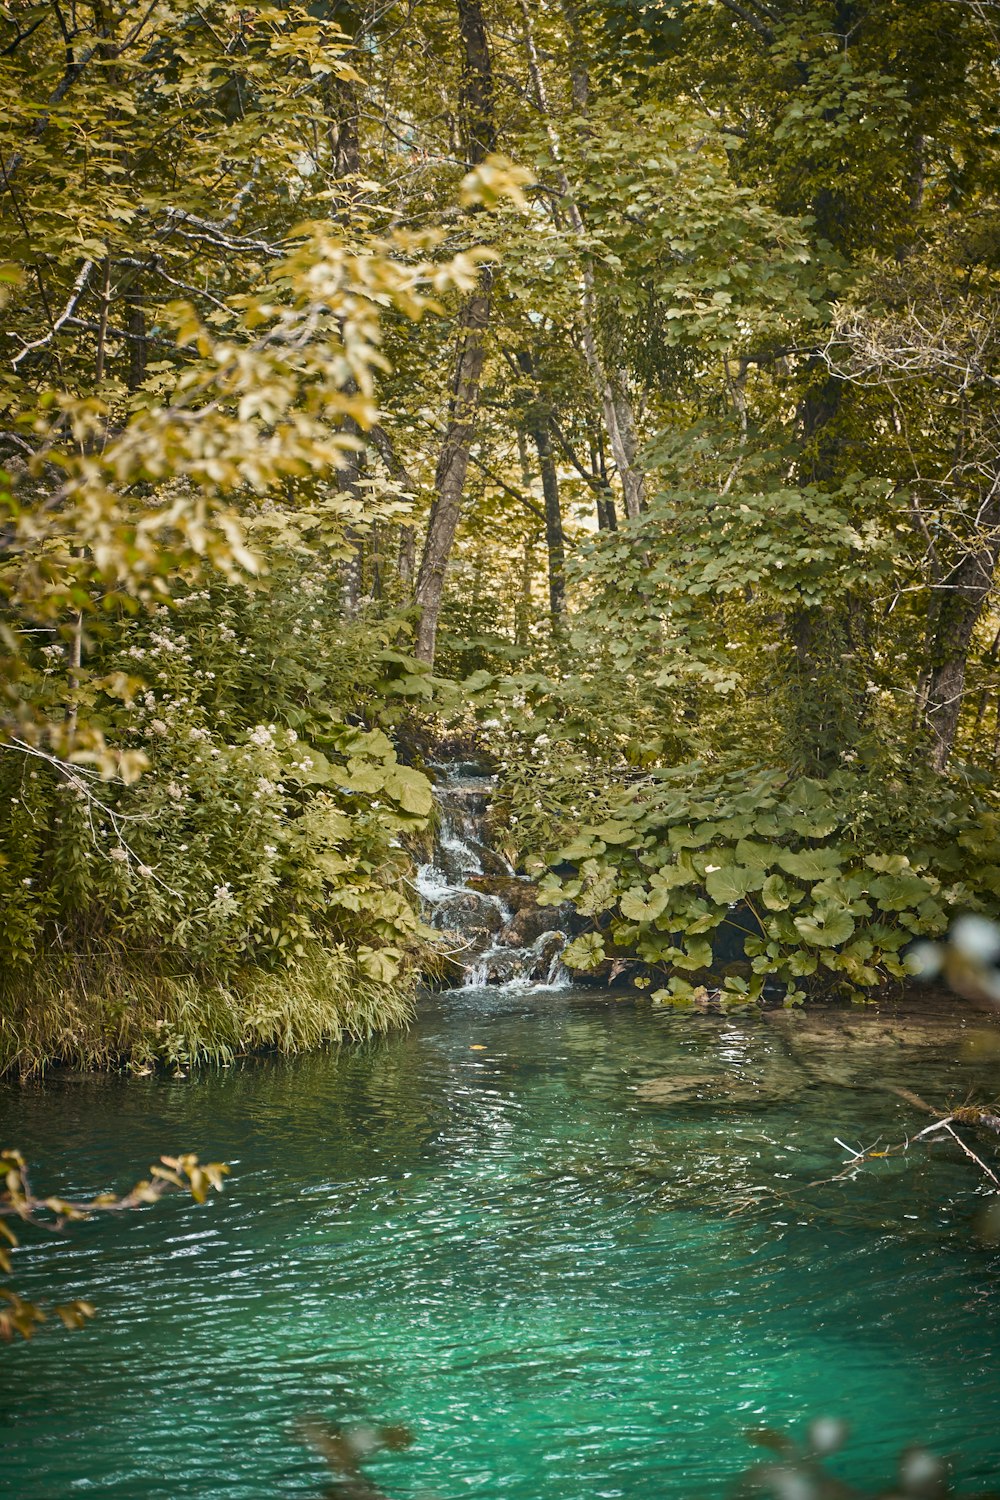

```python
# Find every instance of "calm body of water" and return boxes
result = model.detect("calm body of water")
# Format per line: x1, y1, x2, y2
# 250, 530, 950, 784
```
2, 987, 999, 1498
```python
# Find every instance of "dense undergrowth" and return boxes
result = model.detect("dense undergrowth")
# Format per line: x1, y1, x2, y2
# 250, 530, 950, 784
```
0, 567, 450, 1076
473, 478, 1000, 1004
494, 742, 1000, 1005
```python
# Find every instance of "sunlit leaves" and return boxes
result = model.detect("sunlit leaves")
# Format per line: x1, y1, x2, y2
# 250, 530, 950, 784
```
1, 1150, 227, 1340
562, 932, 606, 971
793, 906, 856, 948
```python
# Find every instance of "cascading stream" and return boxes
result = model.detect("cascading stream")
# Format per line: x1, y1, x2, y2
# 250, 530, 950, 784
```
415, 762, 574, 989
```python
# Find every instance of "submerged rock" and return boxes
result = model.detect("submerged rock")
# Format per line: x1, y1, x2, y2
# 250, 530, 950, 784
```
762, 1000, 1000, 1095
633, 1071, 794, 1108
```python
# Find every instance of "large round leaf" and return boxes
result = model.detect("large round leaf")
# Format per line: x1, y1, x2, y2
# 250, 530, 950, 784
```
761, 873, 793, 911
705, 863, 756, 904
793, 906, 856, 947
619, 886, 671, 922
778, 848, 844, 881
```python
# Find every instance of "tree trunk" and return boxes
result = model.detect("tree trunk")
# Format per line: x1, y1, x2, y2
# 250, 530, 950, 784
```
518, 0, 645, 521
368, 424, 419, 588
398, 526, 416, 587
592, 429, 618, 531
414, 281, 492, 660
514, 530, 539, 648
326, 66, 365, 612
455, 0, 496, 165
337, 415, 365, 616
413, 0, 496, 664
125, 287, 146, 391
532, 420, 565, 622
925, 480, 1000, 771
516, 351, 565, 622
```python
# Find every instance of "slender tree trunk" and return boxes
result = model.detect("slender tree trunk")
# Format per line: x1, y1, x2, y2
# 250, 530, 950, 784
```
413, 0, 496, 663
515, 351, 565, 622
414, 280, 492, 660
125, 286, 146, 391
338, 413, 365, 615
924, 479, 1000, 771
398, 526, 416, 586
592, 429, 618, 531
559, 0, 590, 111
532, 421, 565, 622
368, 424, 419, 588
515, 531, 539, 648
321, 67, 367, 612
521, 0, 646, 521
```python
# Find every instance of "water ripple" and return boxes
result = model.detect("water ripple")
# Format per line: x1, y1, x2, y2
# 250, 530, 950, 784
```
2, 991, 1000, 1498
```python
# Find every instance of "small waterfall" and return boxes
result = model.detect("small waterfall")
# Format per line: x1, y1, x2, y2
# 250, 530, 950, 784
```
416, 762, 575, 990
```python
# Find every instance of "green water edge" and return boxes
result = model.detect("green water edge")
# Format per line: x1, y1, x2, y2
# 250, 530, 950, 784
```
1, 985, 999, 1500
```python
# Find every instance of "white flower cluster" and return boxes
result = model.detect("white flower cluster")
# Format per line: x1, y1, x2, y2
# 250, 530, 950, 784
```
148, 630, 190, 656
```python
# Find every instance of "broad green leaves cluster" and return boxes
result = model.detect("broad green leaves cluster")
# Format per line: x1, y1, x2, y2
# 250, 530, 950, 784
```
494, 741, 1000, 1003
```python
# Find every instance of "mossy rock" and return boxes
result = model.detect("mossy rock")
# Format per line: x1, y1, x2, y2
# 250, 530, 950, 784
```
467, 875, 542, 912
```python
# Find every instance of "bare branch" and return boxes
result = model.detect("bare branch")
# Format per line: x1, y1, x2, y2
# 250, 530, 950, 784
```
11, 259, 94, 369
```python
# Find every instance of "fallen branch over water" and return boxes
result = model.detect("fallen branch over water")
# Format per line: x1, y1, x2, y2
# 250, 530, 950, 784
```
912, 1116, 1000, 1188
810, 1105, 1000, 1194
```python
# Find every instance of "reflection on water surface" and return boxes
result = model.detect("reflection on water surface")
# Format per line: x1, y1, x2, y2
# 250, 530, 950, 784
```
2, 987, 999, 1498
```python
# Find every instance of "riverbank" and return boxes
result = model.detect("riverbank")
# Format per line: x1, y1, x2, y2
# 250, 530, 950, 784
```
0, 942, 416, 1079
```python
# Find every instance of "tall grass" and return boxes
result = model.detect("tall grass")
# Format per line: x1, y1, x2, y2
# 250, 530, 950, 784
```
0, 941, 415, 1079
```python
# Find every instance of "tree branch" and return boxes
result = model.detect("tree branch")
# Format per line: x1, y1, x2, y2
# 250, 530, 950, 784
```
715, 0, 774, 43
11, 259, 94, 369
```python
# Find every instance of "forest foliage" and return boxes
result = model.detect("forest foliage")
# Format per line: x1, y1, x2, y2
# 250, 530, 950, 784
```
2, 0, 1000, 1067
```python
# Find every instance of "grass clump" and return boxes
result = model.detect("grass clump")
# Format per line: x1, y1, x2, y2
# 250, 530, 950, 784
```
0, 941, 416, 1079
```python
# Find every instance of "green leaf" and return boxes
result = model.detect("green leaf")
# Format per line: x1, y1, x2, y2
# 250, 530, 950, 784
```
869, 872, 934, 911
864, 854, 911, 875
761, 873, 793, 911
734, 838, 772, 869
777, 848, 844, 880
340, 760, 385, 795
357, 946, 401, 984
384, 765, 433, 817
793, 906, 856, 947
619, 886, 671, 922
705, 863, 756, 903
557, 836, 601, 860
592, 820, 637, 844
675, 936, 713, 970
563, 933, 606, 971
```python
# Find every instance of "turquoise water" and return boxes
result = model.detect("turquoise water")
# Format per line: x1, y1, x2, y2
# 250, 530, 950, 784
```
2, 987, 1000, 1498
